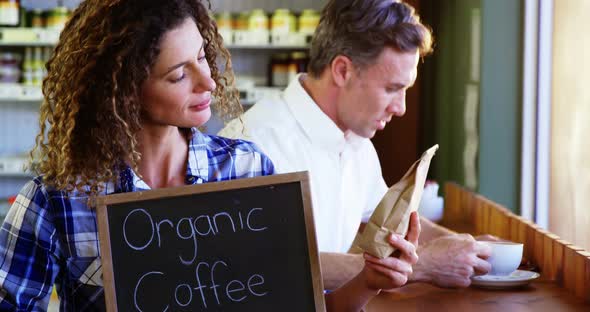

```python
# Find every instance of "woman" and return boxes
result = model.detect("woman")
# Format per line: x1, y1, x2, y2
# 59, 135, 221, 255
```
0, 1, 418, 311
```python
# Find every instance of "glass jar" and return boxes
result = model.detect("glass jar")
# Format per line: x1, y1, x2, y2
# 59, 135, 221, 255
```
233, 11, 249, 31
22, 47, 33, 86
271, 9, 296, 34
298, 9, 320, 36
47, 6, 69, 30
32, 47, 43, 86
248, 9, 268, 31
0, 52, 21, 83
29, 8, 44, 27
215, 11, 233, 31
215, 11, 233, 44
269, 53, 290, 87
0, 0, 20, 27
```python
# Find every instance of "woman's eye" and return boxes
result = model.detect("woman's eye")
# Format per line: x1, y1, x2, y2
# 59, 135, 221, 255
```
197, 55, 207, 62
171, 73, 186, 83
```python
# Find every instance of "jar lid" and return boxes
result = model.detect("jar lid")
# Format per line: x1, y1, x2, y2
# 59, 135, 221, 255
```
250, 9, 266, 15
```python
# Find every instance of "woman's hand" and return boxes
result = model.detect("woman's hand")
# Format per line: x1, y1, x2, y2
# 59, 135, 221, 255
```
362, 211, 421, 291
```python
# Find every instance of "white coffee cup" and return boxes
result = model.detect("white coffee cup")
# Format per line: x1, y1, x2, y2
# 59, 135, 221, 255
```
486, 241, 523, 275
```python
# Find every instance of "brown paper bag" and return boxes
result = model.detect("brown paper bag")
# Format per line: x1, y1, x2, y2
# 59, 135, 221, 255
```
349, 144, 439, 259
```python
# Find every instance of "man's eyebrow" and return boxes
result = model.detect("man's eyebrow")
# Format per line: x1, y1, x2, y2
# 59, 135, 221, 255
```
389, 82, 414, 89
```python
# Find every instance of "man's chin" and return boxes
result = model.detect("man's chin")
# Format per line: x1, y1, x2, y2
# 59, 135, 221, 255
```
348, 128, 377, 139
364, 130, 378, 139
355, 131, 377, 139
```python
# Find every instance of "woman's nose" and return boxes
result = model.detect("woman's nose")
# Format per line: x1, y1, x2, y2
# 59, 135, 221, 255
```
192, 64, 216, 93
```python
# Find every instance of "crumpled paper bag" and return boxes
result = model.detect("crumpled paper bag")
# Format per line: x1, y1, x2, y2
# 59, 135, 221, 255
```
349, 144, 439, 259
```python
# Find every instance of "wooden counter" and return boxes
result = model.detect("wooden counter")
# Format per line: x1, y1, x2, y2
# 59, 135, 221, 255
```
367, 278, 588, 311
366, 182, 590, 311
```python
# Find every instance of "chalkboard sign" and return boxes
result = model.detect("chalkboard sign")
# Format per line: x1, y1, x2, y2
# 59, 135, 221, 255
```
96, 172, 325, 312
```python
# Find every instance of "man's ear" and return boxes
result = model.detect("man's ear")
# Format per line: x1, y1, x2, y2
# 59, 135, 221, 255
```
330, 55, 354, 88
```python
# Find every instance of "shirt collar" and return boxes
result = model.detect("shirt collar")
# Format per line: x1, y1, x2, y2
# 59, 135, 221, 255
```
283, 74, 364, 153
186, 127, 209, 183
116, 127, 208, 192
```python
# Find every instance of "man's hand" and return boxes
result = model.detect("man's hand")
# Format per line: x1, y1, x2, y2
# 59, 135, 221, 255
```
410, 233, 492, 288
325, 212, 421, 312
362, 212, 420, 290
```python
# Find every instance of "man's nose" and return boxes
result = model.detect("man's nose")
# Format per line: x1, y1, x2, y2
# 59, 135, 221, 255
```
390, 94, 406, 116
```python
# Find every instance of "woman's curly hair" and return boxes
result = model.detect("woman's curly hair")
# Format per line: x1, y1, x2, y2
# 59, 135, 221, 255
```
31, 0, 240, 195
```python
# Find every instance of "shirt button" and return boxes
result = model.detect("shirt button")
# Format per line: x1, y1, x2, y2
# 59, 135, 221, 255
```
187, 176, 195, 183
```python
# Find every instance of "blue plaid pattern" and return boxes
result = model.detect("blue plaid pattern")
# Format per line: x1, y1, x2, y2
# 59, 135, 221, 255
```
0, 128, 274, 311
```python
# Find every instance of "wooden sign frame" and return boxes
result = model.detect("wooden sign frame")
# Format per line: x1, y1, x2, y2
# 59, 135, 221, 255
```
96, 171, 325, 311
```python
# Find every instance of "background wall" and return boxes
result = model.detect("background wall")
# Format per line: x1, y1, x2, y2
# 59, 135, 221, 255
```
419, 0, 522, 214
420, 0, 482, 193
550, 0, 590, 250
478, 0, 522, 213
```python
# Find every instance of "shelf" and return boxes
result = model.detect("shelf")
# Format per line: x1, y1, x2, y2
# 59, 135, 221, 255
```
1, 28, 309, 50
0, 84, 284, 104
0, 172, 33, 178
0, 27, 60, 46
0, 84, 43, 102
226, 44, 309, 50
0, 157, 33, 178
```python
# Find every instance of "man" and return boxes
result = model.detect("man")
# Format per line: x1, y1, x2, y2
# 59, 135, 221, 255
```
220, 0, 492, 289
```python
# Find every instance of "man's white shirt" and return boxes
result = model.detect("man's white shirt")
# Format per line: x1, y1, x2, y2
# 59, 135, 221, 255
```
220, 74, 388, 253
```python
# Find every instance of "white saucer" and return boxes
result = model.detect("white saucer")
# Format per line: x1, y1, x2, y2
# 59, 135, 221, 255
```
471, 270, 540, 289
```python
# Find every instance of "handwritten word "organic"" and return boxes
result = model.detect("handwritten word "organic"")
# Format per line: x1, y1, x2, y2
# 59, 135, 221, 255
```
122, 207, 267, 265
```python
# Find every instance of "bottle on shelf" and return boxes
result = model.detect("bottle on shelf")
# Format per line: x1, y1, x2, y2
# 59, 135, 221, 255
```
298, 9, 320, 43
287, 52, 308, 83
0, 0, 20, 27
232, 11, 250, 45
22, 47, 33, 86
269, 53, 290, 87
32, 47, 43, 86
47, 3, 69, 31
215, 11, 233, 45
248, 9, 269, 32
0, 52, 21, 83
247, 9, 269, 45
270, 9, 296, 45
29, 8, 44, 28
234, 11, 249, 31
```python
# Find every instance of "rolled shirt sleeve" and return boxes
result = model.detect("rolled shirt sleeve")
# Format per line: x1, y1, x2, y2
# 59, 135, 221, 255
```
0, 179, 59, 311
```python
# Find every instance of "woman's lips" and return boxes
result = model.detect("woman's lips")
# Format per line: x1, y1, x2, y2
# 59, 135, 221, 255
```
190, 98, 211, 111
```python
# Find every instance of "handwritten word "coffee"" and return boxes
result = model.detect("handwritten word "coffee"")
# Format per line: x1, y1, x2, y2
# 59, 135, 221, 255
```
134, 259, 268, 311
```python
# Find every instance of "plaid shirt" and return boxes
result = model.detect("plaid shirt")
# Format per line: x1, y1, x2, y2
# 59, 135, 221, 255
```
0, 128, 274, 311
